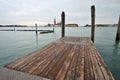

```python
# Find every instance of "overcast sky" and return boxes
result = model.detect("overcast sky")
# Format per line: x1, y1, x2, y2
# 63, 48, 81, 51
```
0, 0, 120, 26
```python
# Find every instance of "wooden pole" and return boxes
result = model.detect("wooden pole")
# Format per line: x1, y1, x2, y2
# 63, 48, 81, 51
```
61, 12, 65, 38
14, 27, 15, 31
53, 25, 54, 32
91, 5, 95, 42
35, 24, 38, 35
116, 16, 120, 41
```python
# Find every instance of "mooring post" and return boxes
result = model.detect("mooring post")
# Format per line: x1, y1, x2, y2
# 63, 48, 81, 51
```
116, 16, 120, 41
35, 24, 38, 35
91, 5, 95, 42
53, 25, 54, 32
14, 27, 15, 31
61, 12, 65, 38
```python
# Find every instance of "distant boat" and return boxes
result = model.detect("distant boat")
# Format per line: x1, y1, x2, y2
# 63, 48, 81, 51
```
40, 30, 54, 34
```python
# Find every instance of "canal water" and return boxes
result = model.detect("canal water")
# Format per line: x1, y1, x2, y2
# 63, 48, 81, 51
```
0, 26, 120, 80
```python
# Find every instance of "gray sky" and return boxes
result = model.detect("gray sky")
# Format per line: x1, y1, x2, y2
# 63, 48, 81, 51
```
0, 0, 120, 26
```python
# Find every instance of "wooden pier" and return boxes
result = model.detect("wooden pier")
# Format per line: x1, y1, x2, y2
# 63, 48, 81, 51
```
4, 37, 114, 80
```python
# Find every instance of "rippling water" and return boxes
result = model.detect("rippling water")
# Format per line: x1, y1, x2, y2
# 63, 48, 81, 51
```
0, 26, 120, 80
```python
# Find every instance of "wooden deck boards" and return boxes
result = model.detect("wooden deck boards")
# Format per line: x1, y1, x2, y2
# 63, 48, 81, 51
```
5, 37, 114, 80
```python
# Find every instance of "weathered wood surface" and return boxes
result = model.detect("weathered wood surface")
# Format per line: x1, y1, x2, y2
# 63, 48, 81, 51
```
91, 5, 95, 42
61, 12, 65, 37
0, 67, 50, 80
5, 37, 114, 80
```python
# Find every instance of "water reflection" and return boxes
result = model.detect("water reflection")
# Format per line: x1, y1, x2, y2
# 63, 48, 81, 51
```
35, 34, 39, 47
112, 41, 120, 80
113, 41, 119, 55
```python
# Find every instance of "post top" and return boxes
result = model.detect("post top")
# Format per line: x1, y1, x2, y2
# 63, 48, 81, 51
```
91, 5, 95, 16
35, 24, 37, 26
91, 5, 95, 8
91, 5, 95, 10
62, 11, 65, 13
61, 11, 65, 16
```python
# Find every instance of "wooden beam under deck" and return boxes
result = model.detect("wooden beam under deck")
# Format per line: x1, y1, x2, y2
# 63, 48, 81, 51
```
5, 37, 114, 80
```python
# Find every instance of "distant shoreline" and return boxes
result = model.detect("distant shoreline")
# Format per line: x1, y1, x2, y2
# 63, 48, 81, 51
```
83, 24, 118, 27
0, 25, 27, 27
0, 24, 118, 27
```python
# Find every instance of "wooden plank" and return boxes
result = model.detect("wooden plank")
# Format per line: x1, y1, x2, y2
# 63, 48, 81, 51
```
74, 45, 84, 80
5, 43, 54, 69
21, 46, 56, 73
91, 46, 115, 80
64, 45, 79, 80
15, 44, 55, 71
85, 45, 95, 80
20, 43, 63, 73
84, 45, 93, 80
40, 44, 71, 77
4, 37, 114, 80
46, 44, 74, 79
89, 46, 105, 80
55, 44, 77, 80
32, 43, 70, 77
31, 46, 61, 76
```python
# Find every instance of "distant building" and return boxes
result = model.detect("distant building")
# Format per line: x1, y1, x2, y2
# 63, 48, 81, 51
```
55, 22, 62, 26
66, 24, 79, 27
53, 18, 78, 27
53, 18, 62, 26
